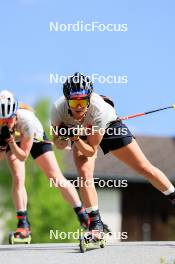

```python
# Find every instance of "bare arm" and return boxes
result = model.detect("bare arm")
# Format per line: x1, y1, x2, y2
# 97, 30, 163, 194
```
7, 135, 33, 161
0, 151, 5, 161
72, 132, 104, 157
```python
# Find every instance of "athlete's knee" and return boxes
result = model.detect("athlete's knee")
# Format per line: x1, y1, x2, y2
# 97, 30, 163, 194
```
79, 167, 94, 181
12, 173, 25, 188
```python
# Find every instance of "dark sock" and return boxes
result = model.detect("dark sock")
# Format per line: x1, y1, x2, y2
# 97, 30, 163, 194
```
16, 210, 30, 228
88, 210, 101, 221
74, 206, 86, 215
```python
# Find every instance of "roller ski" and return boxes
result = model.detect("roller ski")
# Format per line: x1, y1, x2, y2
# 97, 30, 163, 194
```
79, 230, 107, 253
79, 211, 108, 253
9, 227, 31, 244
9, 210, 31, 244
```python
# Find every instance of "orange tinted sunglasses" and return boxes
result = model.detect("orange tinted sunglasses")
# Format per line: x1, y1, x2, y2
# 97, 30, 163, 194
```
68, 98, 89, 108
0, 118, 15, 125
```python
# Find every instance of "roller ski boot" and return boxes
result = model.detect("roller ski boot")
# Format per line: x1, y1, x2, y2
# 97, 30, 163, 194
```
9, 211, 31, 244
79, 211, 107, 253
74, 206, 89, 229
103, 223, 112, 236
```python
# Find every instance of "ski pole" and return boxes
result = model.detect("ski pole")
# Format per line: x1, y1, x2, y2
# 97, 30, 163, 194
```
118, 104, 175, 121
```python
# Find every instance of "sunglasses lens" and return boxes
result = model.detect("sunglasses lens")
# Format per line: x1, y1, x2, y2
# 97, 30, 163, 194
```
68, 99, 88, 108
0, 118, 14, 125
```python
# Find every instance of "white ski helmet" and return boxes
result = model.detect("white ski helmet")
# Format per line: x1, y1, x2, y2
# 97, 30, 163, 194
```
0, 90, 18, 118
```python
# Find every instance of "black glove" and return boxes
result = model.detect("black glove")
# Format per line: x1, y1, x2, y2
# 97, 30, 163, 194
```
1, 126, 12, 140
57, 124, 74, 138
0, 135, 7, 151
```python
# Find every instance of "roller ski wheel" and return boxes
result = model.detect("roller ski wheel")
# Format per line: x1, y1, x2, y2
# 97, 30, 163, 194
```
9, 233, 15, 245
79, 237, 87, 253
79, 231, 106, 253
100, 239, 106, 248
9, 228, 32, 244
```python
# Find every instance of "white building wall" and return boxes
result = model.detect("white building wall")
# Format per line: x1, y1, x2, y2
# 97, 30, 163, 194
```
97, 188, 122, 242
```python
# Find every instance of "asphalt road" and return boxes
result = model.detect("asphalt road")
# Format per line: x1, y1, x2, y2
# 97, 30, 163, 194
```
0, 242, 175, 264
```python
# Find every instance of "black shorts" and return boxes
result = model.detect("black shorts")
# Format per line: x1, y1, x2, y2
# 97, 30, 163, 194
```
100, 121, 134, 155
6, 133, 53, 160
30, 140, 52, 159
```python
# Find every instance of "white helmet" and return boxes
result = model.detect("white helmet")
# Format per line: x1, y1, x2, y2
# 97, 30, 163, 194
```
0, 90, 18, 118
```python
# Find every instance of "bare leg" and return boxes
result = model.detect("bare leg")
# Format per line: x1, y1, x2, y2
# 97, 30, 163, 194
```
73, 145, 98, 208
111, 138, 172, 192
6, 152, 27, 210
34, 151, 81, 207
